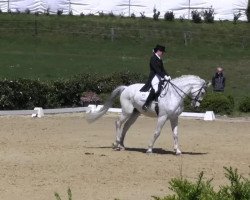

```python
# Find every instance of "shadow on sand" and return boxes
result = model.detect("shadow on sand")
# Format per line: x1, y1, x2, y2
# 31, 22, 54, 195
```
84, 146, 207, 156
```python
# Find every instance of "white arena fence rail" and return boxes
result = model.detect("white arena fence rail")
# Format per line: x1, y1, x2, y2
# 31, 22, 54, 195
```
0, 105, 215, 121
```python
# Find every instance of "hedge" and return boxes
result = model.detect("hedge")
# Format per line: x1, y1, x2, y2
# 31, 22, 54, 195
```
0, 72, 146, 109
0, 72, 239, 115
238, 96, 250, 112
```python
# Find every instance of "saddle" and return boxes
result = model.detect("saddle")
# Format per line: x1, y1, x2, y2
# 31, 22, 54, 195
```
137, 88, 160, 115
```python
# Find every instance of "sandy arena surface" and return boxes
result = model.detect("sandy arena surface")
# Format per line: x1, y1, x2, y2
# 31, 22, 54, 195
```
0, 113, 249, 200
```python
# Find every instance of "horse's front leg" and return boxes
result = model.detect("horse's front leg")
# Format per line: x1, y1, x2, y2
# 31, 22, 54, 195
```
170, 117, 181, 155
147, 115, 168, 153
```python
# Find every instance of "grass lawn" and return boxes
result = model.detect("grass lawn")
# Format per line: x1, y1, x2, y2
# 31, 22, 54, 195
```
0, 13, 249, 103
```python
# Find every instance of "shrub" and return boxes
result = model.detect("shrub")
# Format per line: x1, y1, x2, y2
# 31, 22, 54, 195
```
130, 13, 136, 19
0, 72, 146, 110
233, 12, 241, 24
140, 12, 146, 19
15, 9, 21, 14
164, 11, 175, 21
203, 8, 214, 23
108, 11, 115, 17
57, 9, 63, 16
55, 188, 72, 200
25, 8, 30, 14
98, 11, 105, 17
45, 8, 50, 15
153, 167, 250, 200
238, 96, 250, 112
217, 167, 250, 200
183, 92, 234, 115
80, 91, 102, 106
0, 79, 49, 110
199, 92, 234, 115
191, 10, 202, 23
246, 0, 250, 22
153, 8, 160, 20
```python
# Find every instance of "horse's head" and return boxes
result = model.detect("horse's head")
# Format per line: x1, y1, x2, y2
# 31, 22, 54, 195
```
190, 81, 210, 108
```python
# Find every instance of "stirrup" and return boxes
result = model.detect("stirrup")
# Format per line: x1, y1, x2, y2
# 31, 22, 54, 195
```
142, 104, 149, 111
155, 102, 159, 115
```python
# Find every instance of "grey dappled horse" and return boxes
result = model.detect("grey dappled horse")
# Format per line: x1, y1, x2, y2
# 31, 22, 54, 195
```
86, 75, 209, 154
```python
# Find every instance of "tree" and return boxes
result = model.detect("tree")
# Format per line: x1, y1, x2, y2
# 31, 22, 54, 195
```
246, 0, 250, 22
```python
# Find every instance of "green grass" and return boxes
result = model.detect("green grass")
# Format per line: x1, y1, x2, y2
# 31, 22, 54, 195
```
0, 13, 250, 103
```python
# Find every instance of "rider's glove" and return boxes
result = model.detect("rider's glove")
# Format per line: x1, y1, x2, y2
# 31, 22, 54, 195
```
164, 75, 171, 81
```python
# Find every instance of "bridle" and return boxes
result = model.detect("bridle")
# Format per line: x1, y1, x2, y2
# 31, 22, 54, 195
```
161, 80, 206, 105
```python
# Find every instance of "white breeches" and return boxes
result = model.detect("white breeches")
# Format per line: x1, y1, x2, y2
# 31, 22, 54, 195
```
151, 75, 162, 92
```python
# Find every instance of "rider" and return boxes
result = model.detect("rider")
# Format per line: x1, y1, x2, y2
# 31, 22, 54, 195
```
140, 44, 171, 111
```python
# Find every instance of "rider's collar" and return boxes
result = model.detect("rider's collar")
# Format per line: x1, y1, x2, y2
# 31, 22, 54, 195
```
155, 53, 161, 60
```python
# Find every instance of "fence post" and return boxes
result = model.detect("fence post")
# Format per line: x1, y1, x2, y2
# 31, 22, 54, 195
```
184, 32, 187, 46
34, 17, 38, 35
241, 36, 246, 49
111, 28, 114, 42
184, 31, 192, 46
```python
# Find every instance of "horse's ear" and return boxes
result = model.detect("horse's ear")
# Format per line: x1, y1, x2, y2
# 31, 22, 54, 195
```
206, 81, 212, 87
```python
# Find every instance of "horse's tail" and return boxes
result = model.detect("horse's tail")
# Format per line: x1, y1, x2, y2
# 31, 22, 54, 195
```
85, 85, 127, 123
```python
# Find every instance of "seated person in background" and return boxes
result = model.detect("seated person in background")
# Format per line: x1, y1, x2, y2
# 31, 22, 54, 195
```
212, 67, 226, 92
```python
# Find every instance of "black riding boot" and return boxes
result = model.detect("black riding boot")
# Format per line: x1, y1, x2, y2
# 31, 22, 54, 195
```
142, 89, 155, 111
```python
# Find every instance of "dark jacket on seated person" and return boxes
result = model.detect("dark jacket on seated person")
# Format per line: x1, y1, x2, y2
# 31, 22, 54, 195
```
140, 53, 169, 92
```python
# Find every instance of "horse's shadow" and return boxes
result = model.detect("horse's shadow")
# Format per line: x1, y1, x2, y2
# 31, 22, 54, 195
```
85, 146, 207, 155
124, 147, 207, 155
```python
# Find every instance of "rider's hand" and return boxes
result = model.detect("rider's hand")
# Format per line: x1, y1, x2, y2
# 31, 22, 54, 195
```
164, 75, 171, 81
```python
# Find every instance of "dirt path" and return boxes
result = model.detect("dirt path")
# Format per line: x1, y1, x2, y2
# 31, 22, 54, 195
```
0, 113, 249, 200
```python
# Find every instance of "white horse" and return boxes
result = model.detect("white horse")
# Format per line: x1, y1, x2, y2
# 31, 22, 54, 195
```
86, 75, 209, 155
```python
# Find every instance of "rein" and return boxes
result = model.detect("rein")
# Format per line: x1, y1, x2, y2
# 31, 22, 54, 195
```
161, 80, 205, 103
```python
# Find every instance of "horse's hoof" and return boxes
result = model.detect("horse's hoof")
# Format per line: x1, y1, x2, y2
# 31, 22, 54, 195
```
112, 142, 118, 149
174, 149, 182, 155
112, 143, 125, 151
146, 149, 153, 154
118, 145, 125, 151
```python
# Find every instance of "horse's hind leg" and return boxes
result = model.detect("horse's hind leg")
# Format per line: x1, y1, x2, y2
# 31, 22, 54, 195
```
114, 113, 129, 150
119, 109, 140, 147
147, 115, 168, 153
114, 109, 140, 150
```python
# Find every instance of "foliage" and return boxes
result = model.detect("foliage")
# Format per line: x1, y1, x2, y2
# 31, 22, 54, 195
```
202, 8, 214, 23
238, 96, 250, 112
57, 9, 63, 16
199, 93, 234, 115
0, 72, 146, 109
130, 13, 136, 19
80, 91, 102, 106
183, 92, 234, 115
191, 10, 202, 23
153, 8, 160, 20
0, 79, 49, 110
164, 11, 175, 21
152, 167, 250, 200
55, 188, 72, 200
218, 167, 250, 200
233, 12, 242, 24
246, 0, 250, 22
140, 12, 146, 19
25, 8, 30, 14
0, 14, 249, 106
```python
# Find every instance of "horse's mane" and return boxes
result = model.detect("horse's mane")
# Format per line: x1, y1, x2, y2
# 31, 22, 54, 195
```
172, 75, 204, 84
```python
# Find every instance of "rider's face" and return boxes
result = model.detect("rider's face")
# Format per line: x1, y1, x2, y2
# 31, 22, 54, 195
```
158, 51, 164, 58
